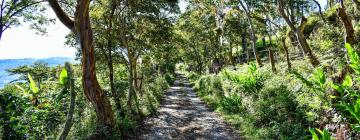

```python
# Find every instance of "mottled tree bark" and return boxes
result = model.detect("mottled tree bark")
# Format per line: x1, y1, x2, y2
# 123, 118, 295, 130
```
337, 0, 355, 44
48, 0, 115, 132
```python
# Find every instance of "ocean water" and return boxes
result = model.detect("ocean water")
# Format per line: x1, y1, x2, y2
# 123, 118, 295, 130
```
0, 57, 74, 88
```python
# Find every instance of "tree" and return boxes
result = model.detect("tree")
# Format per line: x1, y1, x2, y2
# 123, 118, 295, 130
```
92, 0, 125, 118
0, 0, 49, 41
337, 0, 354, 44
277, 0, 320, 67
48, 0, 115, 134
239, 0, 263, 67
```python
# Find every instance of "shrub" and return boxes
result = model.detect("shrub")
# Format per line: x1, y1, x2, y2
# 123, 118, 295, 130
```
219, 94, 243, 114
164, 73, 175, 85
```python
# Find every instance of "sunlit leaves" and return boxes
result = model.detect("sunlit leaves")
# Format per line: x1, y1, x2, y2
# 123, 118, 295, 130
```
59, 68, 68, 85
28, 73, 39, 94
309, 128, 333, 140
345, 43, 360, 74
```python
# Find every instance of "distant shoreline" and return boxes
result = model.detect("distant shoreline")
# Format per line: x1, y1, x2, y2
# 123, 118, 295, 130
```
0, 57, 78, 88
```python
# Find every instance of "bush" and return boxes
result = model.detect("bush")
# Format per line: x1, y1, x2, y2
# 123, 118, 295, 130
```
219, 94, 243, 114
164, 73, 175, 85
222, 64, 269, 94
191, 64, 312, 139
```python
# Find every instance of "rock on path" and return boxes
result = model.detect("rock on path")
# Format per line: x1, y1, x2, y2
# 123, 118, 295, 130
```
134, 74, 242, 140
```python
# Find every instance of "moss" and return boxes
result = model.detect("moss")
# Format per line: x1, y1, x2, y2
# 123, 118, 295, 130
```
303, 15, 321, 38
324, 4, 340, 22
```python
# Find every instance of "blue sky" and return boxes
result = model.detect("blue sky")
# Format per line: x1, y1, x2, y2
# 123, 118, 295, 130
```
0, 0, 325, 59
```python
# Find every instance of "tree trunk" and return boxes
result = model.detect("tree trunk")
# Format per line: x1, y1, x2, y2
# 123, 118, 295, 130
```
278, 0, 320, 67
337, 2, 355, 44
126, 48, 143, 117
49, 0, 115, 133
288, 31, 304, 57
76, 2, 115, 131
241, 34, 249, 63
295, 29, 320, 66
108, 52, 124, 117
282, 37, 291, 69
269, 49, 276, 72
328, 0, 334, 8
239, 2, 262, 67
59, 63, 76, 140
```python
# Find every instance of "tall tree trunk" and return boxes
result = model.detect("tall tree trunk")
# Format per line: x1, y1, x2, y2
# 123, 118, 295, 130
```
267, 32, 276, 72
77, 4, 114, 131
269, 49, 276, 72
337, 0, 355, 44
0, 26, 3, 41
282, 37, 292, 69
295, 29, 320, 66
239, 2, 262, 66
288, 31, 304, 57
49, 0, 115, 132
127, 48, 136, 115
241, 34, 249, 63
107, 1, 124, 118
126, 48, 143, 117
59, 63, 76, 140
328, 0, 334, 8
229, 42, 234, 66
278, 0, 320, 67
108, 51, 124, 117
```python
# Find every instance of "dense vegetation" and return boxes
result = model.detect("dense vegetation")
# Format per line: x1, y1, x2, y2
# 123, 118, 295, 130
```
1, 0, 360, 139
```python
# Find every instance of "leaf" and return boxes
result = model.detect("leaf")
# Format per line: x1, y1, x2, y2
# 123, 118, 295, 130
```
59, 68, 68, 85
330, 83, 344, 94
329, 95, 337, 99
309, 128, 319, 140
345, 104, 360, 121
316, 68, 326, 85
342, 74, 353, 88
355, 99, 360, 114
351, 124, 360, 132
315, 128, 324, 136
322, 129, 331, 140
28, 73, 39, 94
345, 43, 360, 64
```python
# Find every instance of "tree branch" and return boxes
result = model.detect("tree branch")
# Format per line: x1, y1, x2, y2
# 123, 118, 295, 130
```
48, 0, 74, 30
312, 0, 325, 21
277, 0, 297, 31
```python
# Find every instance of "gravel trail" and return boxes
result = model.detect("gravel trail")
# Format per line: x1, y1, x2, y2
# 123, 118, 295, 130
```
135, 74, 242, 140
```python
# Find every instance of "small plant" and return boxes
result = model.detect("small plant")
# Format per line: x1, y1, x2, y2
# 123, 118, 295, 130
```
309, 128, 334, 140
220, 94, 243, 113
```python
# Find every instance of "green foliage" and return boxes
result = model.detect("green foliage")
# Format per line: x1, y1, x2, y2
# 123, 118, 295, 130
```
27, 73, 39, 94
190, 65, 309, 139
0, 86, 27, 139
345, 43, 360, 74
222, 65, 268, 94
59, 68, 68, 85
164, 73, 175, 85
309, 128, 333, 140
219, 94, 243, 114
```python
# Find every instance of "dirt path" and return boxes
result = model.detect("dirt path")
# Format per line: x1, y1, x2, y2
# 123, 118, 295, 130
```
135, 74, 242, 140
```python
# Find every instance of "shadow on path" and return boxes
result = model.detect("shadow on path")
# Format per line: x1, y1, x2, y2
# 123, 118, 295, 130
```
134, 74, 242, 140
